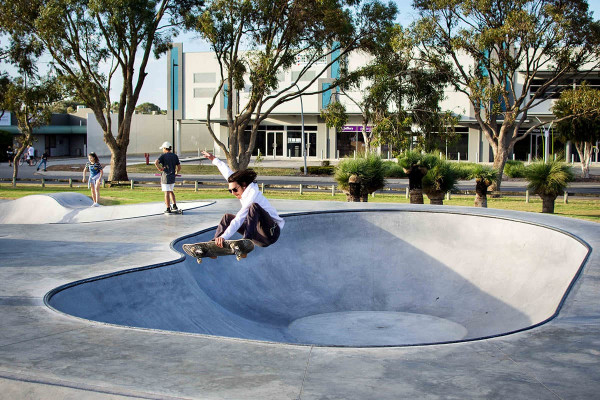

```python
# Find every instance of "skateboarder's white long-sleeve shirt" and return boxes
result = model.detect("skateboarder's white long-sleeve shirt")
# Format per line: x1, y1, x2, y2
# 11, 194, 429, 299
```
212, 158, 285, 240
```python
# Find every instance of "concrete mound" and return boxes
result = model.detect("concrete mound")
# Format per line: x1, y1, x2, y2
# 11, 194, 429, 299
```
47, 210, 589, 347
0, 192, 213, 224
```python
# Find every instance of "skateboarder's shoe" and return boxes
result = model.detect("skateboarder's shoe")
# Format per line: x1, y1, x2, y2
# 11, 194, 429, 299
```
164, 207, 172, 214
171, 204, 178, 211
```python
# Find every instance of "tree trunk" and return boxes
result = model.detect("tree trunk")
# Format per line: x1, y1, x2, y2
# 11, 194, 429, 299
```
409, 188, 424, 204
489, 147, 509, 196
12, 146, 25, 181
347, 174, 363, 202
474, 180, 488, 207
540, 194, 557, 214
575, 141, 591, 179
109, 146, 128, 181
426, 191, 444, 205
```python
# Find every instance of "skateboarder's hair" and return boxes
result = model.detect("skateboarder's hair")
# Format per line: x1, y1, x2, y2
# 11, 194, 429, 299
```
228, 169, 257, 188
88, 152, 100, 163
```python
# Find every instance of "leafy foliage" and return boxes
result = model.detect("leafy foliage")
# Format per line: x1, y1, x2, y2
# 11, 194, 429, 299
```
469, 165, 498, 186
504, 160, 526, 178
524, 161, 574, 196
422, 160, 458, 194
334, 153, 386, 194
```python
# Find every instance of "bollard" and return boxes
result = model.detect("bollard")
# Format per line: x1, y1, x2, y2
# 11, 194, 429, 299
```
564, 192, 568, 204
261, 183, 265, 193
332, 185, 335, 196
299, 184, 303, 195
512, 154, 516, 161
69, 178, 73, 188
476, 152, 479, 163
528, 153, 532, 164
130, 180, 134, 190
446, 191, 450, 200
571, 154, 575, 164
372, 191, 375, 198
41, 177, 45, 188
525, 189, 529, 203
195, 181, 198, 192
439, 152, 442, 159
405, 187, 409, 199
458, 152, 461, 163
337, 150, 340, 159
102, 179, 106, 188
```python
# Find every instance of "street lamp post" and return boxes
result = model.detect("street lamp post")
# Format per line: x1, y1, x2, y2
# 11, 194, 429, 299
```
294, 84, 307, 175
172, 61, 178, 152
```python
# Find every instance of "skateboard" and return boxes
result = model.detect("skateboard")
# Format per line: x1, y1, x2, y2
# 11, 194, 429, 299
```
182, 239, 255, 263
155, 173, 182, 176
165, 208, 183, 215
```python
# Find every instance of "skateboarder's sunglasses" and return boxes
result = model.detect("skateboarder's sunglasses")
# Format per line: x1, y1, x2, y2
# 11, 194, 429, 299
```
228, 186, 241, 194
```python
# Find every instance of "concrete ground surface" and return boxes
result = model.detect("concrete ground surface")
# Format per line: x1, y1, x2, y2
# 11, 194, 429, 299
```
0, 195, 599, 399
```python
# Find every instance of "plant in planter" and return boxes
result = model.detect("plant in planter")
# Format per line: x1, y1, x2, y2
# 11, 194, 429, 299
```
469, 165, 498, 207
398, 151, 438, 204
422, 160, 458, 205
524, 161, 574, 213
334, 153, 386, 202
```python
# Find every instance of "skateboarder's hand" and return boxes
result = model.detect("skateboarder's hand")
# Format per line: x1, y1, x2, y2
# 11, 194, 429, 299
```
201, 151, 215, 161
215, 236, 225, 248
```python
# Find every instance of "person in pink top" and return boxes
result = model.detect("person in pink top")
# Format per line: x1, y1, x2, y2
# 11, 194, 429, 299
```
201, 151, 284, 248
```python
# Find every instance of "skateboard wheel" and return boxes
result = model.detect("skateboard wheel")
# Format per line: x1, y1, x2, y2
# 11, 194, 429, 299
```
197, 258, 202, 264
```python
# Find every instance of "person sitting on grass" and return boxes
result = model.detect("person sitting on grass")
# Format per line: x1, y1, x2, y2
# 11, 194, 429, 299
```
201, 150, 284, 248
155, 141, 181, 214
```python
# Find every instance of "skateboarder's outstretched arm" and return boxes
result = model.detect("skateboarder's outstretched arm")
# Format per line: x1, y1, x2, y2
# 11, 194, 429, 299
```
202, 151, 233, 181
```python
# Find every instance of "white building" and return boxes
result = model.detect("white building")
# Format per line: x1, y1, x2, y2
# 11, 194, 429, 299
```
166, 42, 600, 164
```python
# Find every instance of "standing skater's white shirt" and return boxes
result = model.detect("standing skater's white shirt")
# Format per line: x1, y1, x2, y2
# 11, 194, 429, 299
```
212, 157, 285, 240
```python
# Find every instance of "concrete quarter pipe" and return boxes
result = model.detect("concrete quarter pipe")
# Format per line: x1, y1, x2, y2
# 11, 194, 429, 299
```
46, 210, 589, 347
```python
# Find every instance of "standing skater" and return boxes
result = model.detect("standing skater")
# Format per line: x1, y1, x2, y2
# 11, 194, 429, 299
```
36, 150, 49, 171
6, 145, 13, 167
155, 141, 181, 214
82, 152, 104, 207
201, 151, 284, 248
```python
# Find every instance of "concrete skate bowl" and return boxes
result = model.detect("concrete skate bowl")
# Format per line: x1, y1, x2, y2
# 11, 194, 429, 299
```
46, 210, 590, 347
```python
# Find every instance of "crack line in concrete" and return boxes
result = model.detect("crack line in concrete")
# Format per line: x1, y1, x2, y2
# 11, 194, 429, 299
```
297, 345, 314, 400
489, 342, 563, 400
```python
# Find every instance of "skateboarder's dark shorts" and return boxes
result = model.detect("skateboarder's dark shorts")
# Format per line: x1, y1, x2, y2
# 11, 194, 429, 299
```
214, 203, 280, 247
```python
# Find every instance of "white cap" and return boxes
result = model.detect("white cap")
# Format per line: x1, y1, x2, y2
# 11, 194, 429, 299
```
159, 141, 172, 150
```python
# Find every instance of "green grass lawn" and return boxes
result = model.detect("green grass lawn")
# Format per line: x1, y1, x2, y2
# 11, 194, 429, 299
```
1, 183, 599, 223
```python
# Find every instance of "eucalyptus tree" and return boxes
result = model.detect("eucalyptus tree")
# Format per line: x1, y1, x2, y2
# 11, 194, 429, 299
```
0, 0, 201, 181
412, 0, 600, 193
322, 24, 458, 155
0, 75, 63, 180
553, 82, 600, 178
185, 0, 397, 171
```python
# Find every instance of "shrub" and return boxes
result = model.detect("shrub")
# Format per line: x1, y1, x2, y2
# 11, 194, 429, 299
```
453, 162, 479, 180
300, 166, 335, 175
381, 161, 406, 178
504, 160, 526, 178
334, 153, 386, 193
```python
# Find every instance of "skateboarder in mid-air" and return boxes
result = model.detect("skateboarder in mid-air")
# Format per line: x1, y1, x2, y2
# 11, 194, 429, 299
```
155, 141, 181, 214
201, 151, 284, 249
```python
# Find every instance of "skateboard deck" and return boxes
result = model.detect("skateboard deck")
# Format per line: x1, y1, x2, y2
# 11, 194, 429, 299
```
182, 239, 255, 263
165, 209, 183, 214
155, 173, 182, 176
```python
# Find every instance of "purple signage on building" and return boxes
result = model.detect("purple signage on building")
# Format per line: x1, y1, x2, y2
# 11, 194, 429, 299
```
342, 125, 372, 133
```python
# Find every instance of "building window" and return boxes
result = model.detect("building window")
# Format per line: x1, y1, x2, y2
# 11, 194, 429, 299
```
193, 88, 215, 98
193, 73, 216, 83
292, 70, 316, 82
529, 77, 600, 99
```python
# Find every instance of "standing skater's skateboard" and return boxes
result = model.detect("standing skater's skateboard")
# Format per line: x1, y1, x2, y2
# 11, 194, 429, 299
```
182, 239, 255, 263
165, 208, 183, 215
